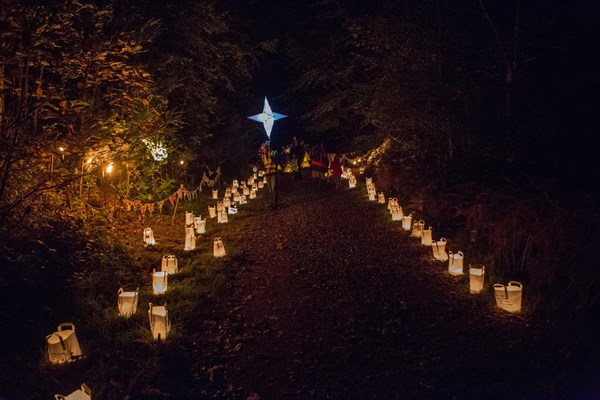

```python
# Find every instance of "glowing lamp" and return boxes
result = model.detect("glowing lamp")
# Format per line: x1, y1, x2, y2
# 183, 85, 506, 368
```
239, 195, 247, 205
185, 226, 195, 236
263, 177, 267, 184
185, 212, 194, 226
421, 227, 433, 246
46, 323, 82, 364
402, 214, 413, 231
469, 266, 485, 294
448, 251, 465, 276
233, 193, 241, 203
223, 197, 231, 209
184, 233, 196, 251
410, 220, 425, 238
228, 203, 238, 214
148, 303, 170, 341
432, 238, 448, 261
161, 255, 178, 275
232, 179, 239, 188
249, 190, 257, 199
106, 163, 113, 174
243, 187, 250, 196
117, 288, 138, 317
217, 210, 228, 223
194, 217, 206, 234
366, 177, 373, 185
359, 167, 365, 174
232, 186, 239, 195
258, 170, 265, 177
258, 181, 264, 189
391, 206, 403, 221
213, 237, 226, 257
152, 269, 168, 294
494, 281, 523, 313
54, 383, 91, 400
368, 191, 376, 201
216, 201, 224, 213
378, 192, 385, 204
143, 228, 156, 245
225, 188, 232, 198
208, 206, 216, 219
212, 189, 218, 199
247, 97, 287, 138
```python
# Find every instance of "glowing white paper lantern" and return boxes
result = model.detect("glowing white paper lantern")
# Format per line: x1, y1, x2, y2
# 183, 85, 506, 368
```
494, 281, 523, 313
231, 186, 238, 195
194, 217, 206, 234
143, 228, 156, 245
117, 288, 138, 317
391, 206, 403, 221
208, 206, 216, 219
216, 201, 224, 213
184, 233, 196, 251
152, 269, 168, 294
161, 255, 178, 275
217, 210, 228, 223
378, 192, 385, 204
410, 220, 425, 238
232, 179, 239, 188
223, 197, 231, 209
258, 181, 264, 189
432, 238, 448, 261
228, 203, 238, 214
366, 177, 373, 185
448, 251, 465, 276
239, 195, 247, 204
243, 187, 250, 196
368, 191, 376, 201
148, 303, 170, 341
402, 213, 413, 231
421, 227, 433, 246
469, 266, 485, 294
249, 190, 257, 199
185, 226, 195, 236
212, 189, 218, 199
46, 323, 82, 364
359, 167, 365, 174
263, 177, 267, 184
54, 383, 91, 400
225, 187, 232, 198
348, 176, 356, 189
252, 183, 258, 191
258, 170, 264, 177
213, 237, 226, 257
185, 212, 194, 226
387, 197, 397, 212
233, 192, 241, 202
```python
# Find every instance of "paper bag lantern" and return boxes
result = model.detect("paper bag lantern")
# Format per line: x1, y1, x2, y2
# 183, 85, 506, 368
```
378, 192, 385, 204
391, 206, 403, 221
348, 177, 356, 189
359, 167, 365, 174
241, 180, 247, 188
252, 183, 258, 191
212, 189, 218, 199
225, 187, 232, 197
208, 206, 216, 218
217, 210, 228, 223
249, 190, 257, 199
46, 323, 82, 364
469, 266, 485, 294
421, 227, 433, 246
223, 197, 231, 209
258, 181, 264, 189
239, 195, 247, 204
233, 193, 241, 202
263, 176, 267, 184
243, 187, 250, 196
152, 269, 168, 294
228, 203, 238, 214
143, 228, 156, 245
366, 177, 373, 185
232, 179, 239, 188
448, 251, 464, 276
213, 237, 226, 257
402, 214, 413, 231
368, 191, 376, 201
231, 186, 239, 195
410, 220, 425, 238
117, 288, 139, 317
184, 233, 196, 251
194, 217, 206, 234
432, 238, 448, 261
216, 201, 224, 212
258, 170, 264, 177
494, 281, 523, 313
54, 383, 91, 400
185, 226, 195, 236
185, 212, 194, 226
161, 255, 178, 275
148, 303, 170, 341
387, 197, 397, 212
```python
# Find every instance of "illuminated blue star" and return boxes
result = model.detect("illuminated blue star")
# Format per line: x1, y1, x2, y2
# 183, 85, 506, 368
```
248, 97, 287, 138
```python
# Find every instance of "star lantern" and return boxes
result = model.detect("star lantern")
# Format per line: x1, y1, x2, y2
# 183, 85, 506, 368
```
248, 97, 287, 138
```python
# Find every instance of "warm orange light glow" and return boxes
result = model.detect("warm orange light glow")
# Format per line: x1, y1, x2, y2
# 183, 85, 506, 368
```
180, 160, 184, 165
87, 158, 93, 164
59, 147, 64, 152
106, 163, 113, 173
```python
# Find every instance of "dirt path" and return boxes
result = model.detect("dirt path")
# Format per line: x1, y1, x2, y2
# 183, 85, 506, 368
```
193, 178, 591, 400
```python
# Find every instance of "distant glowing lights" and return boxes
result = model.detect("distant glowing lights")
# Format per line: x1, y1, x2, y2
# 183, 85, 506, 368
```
248, 97, 287, 138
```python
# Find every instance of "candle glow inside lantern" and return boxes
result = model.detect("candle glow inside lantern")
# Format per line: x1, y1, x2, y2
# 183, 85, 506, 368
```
208, 206, 216, 218
239, 195, 247, 204
448, 251, 465, 276
161, 255, 178, 275
232, 179, 239, 188
421, 227, 433, 246
378, 192, 385, 204
249, 190, 257, 199
185, 226, 195, 236
54, 383, 91, 400
402, 213, 413, 231
148, 303, 170, 341
258, 181, 264, 189
184, 233, 196, 250
391, 206, 403, 221
217, 210, 228, 223
348, 176, 356, 188
212, 189, 218, 199
258, 170, 264, 177
194, 217, 206, 234
432, 238, 448, 261
228, 203, 238, 214
223, 197, 231, 209
494, 281, 523, 312
213, 237, 226, 257
232, 186, 239, 195
46, 323, 82, 364
233, 192, 241, 202
366, 177, 373, 185
143, 228, 156, 245
387, 197, 398, 212
469, 266, 485, 294
152, 269, 168, 294
185, 212, 194, 226
225, 187, 232, 198
243, 187, 250, 196
410, 220, 425, 238
117, 288, 139, 317
216, 201, 224, 213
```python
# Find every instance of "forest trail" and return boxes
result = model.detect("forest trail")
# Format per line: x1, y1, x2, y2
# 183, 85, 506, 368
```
192, 177, 583, 400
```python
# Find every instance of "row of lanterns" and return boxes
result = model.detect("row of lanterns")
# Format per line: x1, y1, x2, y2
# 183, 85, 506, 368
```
368, 178, 522, 313
49, 168, 267, 397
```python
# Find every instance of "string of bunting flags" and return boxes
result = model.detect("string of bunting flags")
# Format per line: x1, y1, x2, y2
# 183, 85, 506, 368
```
121, 167, 221, 217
